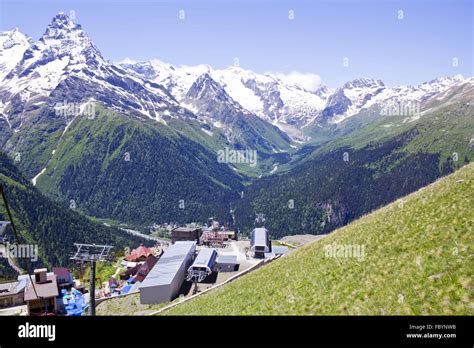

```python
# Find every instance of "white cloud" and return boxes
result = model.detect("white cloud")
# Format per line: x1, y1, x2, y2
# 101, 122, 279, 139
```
271, 71, 322, 92
116, 57, 137, 65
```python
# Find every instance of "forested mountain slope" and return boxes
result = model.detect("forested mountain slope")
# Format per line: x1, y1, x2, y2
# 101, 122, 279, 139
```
35, 104, 244, 226
0, 151, 148, 279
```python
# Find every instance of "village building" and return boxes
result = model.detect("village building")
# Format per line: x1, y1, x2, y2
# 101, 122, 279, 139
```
171, 227, 202, 244
119, 253, 160, 282
125, 243, 154, 262
250, 228, 271, 258
24, 269, 59, 315
52, 267, 74, 291
272, 246, 289, 256
216, 255, 239, 272
0, 278, 27, 308
139, 241, 196, 304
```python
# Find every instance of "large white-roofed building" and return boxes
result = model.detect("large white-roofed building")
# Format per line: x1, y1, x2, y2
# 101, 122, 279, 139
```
139, 241, 196, 304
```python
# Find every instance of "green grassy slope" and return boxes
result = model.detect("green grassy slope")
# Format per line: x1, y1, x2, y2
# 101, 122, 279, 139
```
164, 163, 473, 315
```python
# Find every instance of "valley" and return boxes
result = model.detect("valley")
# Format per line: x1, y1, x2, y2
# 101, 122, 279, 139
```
0, 11, 472, 318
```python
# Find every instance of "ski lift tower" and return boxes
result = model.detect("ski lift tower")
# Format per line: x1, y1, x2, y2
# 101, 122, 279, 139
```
70, 243, 113, 316
255, 213, 266, 227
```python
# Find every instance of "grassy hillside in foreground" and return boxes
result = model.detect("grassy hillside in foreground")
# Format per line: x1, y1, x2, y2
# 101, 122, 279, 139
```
164, 164, 474, 315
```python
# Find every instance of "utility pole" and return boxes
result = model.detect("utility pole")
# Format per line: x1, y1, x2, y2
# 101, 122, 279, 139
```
70, 243, 113, 316
89, 260, 96, 316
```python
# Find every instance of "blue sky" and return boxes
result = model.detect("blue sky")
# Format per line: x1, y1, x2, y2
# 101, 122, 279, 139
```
0, 0, 472, 88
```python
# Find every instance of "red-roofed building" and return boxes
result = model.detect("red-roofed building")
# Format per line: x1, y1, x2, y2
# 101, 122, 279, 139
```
52, 267, 74, 290
120, 253, 161, 281
135, 254, 160, 282
125, 244, 153, 262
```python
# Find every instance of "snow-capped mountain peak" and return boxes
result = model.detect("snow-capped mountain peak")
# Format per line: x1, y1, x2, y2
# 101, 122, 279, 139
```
32, 13, 103, 68
119, 59, 333, 140
187, 73, 224, 99
1, 13, 105, 100
0, 28, 30, 50
0, 28, 31, 81
43, 13, 82, 37
1, 13, 469, 142
319, 77, 386, 123
343, 77, 384, 89
318, 74, 469, 125
183, 72, 247, 114
0, 14, 195, 130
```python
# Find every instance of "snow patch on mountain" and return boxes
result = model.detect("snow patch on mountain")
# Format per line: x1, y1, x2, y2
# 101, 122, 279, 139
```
120, 60, 332, 132
0, 29, 31, 82
0, 13, 195, 129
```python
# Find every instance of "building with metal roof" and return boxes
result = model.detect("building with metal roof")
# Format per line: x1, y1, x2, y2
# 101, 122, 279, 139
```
250, 228, 271, 258
217, 255, 238, 272
139, 241, 196, 304
52, 267, 74, 290
186, 248, 217, 282
272, 246, 289, 255
0, 278, 26, 308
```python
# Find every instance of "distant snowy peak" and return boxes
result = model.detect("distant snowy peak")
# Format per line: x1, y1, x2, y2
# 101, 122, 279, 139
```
320, 77, 385, 123
342, 77, 384, 89
420, 74, 465, 88
319, 75, 468, 124
121, 56, 468, 129
181, 72, 250, 124
0, 29, 31, 81
119, 60, 162, 80
1, 13, 468, 139
368, 74, 468, 109
121, 59, 213, 103
0, 14, 193, 128
43, 12, 84, 38
402, 74, 466, 101
120, 60, 333, 130
0, 28, 30, 50
213, 66, 331, 125
186, 73, 238, 106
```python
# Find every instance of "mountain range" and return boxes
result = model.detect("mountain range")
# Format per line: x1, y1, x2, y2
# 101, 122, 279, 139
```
0, 13, 472, 238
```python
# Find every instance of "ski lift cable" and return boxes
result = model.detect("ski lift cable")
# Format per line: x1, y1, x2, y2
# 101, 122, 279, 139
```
0, 184, 40, 300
